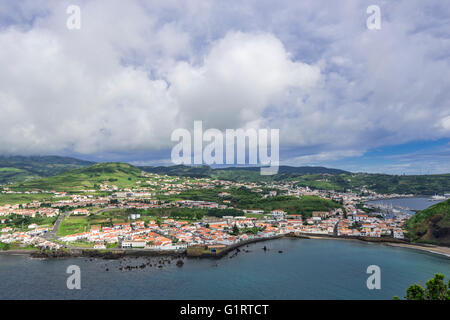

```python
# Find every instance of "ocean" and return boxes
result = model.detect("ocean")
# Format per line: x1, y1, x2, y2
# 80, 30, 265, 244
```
0, 238, 448, 300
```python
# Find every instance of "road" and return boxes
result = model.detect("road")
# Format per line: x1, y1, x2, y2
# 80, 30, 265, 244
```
44, 210, 70, 240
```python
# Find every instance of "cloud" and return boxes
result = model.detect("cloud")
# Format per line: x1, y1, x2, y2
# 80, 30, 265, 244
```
440, 116, 450, 132
167, 31, 320, 129
0, 0, 449, 173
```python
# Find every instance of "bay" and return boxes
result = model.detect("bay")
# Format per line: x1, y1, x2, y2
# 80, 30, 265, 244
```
0, 238, 448, 300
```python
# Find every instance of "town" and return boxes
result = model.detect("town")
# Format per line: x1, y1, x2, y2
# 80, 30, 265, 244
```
0, 169, 409, 254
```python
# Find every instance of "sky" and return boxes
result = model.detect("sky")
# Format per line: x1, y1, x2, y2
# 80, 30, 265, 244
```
0, 0, 449, 174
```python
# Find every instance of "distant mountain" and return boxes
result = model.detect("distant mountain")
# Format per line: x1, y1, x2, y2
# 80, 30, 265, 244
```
0, 155, 94, 184
11, 162, 142, 191
406, 199, 450, 246
3, 157, 450, 195
139, 165, 348, 179
139, 165, 450, 194
139, 165, 213, 178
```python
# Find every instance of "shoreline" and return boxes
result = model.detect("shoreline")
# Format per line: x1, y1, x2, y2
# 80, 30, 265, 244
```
298, 234, 450, 258
381, 242, 450, 258
1, 234, 449, 259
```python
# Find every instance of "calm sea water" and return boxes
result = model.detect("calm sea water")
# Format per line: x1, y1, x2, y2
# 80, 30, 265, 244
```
0, 238, 448, 300
366, 196, 444, 212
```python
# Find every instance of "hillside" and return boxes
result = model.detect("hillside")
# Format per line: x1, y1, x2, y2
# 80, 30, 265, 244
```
292, 173, 450, 195
11, 163, 143, 192
0, 156, 94, 184
140, 165, 450, 195
406, 199, 450, 246
140, 165, 349, 181
2, 157, 449, 195
140, 165, 213, 178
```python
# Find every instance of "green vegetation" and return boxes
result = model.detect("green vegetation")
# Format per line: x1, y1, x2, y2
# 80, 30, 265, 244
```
1, 214, 57, 231
141, 165, 348, 182
167, 186, 341, 217
141, 165, 450, 195
207, 208, 243, 217
230, 191, 342, 217
57, 216, 91, 236
232, 225, 266, 235
406, 199, 450, 246
0, 193, 53, 206
3, 159, 448, 195
335, 173, 450, 195
120, 207, 203, 221
0, 155, 93, 184
394, 273, 450, 300
0, 167, 38, 184
11, 163, 143, 192
0, 242, 11, 250
166, 187, 224, 202
0, 242, 37, 251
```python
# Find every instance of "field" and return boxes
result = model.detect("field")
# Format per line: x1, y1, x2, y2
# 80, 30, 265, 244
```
11, 163, 144, 192
57, 216, 92, 236
0, 193, 54, 206
0, 168, 38, 184
0, 155, 93, 184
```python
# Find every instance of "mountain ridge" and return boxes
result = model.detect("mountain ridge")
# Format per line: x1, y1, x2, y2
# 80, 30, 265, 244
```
0, 155, 94, 184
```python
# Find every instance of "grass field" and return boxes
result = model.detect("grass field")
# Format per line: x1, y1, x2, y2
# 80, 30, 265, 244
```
11, 163, 144, 192
0, 193, 53, 206
0, 167, 38, 184
57, 216, 91, 236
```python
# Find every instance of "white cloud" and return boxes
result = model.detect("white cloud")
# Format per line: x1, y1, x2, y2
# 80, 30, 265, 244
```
0, 0, 449, 172
167, 31, 320, 129
440, 116, 450, 132
0, 8, 319, 155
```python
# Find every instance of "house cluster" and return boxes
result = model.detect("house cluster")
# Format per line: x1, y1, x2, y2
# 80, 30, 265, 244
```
59, 220, 184, 250
337, 213, 406, 239
0, 205, 59, 218
0, 227, 62, 250
58, 215, 282, 250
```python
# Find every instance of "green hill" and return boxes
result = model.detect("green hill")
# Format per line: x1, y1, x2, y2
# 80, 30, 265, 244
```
140, 165, 213, 178
2, 157, 449, 195
140, 165, 349, 182
140, 165, 450, 195
406, 199, 450, 246
0, 156, 94, 184
11, 163, 143, 192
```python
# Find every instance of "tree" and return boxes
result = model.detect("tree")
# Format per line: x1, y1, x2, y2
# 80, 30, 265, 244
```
424, 273, 447, 300
401, 274, 449, 300
232, 224, 239, 235
405, 284, 425, 300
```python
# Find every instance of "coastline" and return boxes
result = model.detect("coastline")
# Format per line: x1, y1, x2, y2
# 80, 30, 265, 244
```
300, 234, 450, 258
382, 242, 450, 258
1, 234, 449, 259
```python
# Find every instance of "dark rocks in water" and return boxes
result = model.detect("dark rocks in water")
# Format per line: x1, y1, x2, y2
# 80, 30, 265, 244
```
105, 268, 109, 271
263, 246, 267, 251
278, 250, 283, 253
158, 265, 163, 269
176, 260, 184, 267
